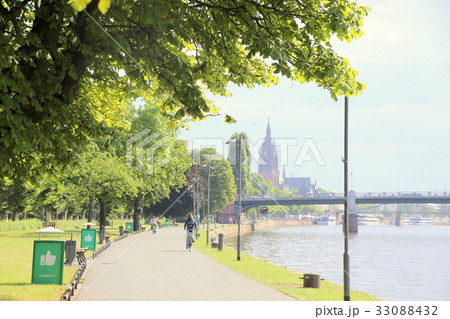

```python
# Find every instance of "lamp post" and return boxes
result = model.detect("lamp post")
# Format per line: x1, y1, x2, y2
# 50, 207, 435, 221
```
206, 162, 211, 245
237, 135, 242, 261
213, 200, 217, 227
192, 177, 200, 239
226, 135, 242, 261
343, 96, 351, 301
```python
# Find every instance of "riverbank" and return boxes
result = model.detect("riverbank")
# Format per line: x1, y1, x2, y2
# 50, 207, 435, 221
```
200, 220, 378, 301
216, 222, 450, 301
211, 219, 312, 237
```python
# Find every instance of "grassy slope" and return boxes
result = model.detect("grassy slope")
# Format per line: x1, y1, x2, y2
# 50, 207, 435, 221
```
0, 230, 79, 300
0, 220, 129, 301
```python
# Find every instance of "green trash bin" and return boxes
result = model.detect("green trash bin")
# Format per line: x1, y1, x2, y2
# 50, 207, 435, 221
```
164, 220, 170, 227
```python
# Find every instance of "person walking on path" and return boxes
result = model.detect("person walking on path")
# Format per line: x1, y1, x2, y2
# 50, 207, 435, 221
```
150, 216, 157, 234
184, 213, 197, 249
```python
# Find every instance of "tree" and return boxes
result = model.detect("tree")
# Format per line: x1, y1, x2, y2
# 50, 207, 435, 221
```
0, 177, 36, 220
198, 147, 237, 212
1, 0, 369, 179
116, 103, 191, 231
228, 132, 256, 195
251, 172, 288, 198
69, 142, 138, 229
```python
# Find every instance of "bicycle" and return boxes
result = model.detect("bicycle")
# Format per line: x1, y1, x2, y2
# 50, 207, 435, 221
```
186, 229, 194, 251
151, 224, 157, 234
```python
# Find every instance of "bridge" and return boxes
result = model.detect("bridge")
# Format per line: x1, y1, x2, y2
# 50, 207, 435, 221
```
237, 193, 450, 211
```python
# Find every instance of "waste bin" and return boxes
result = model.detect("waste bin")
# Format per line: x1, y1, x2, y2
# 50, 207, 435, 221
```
119, 226, 124, 236
303, 272, 320, 288
65, 240, 77, 265
218, 233, 224, 251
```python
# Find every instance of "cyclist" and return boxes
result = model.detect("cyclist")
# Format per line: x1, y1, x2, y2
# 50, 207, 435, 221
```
184, 213, 197, 249
150, 216, 157, 234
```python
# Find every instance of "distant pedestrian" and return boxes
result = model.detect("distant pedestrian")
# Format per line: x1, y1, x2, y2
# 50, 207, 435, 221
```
150, 216, 157, 234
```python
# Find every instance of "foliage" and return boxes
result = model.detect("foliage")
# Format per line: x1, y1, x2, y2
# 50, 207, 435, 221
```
251, 172, 289, 197
197, 147, 237, 212
1, 0, 369, 179
0, 177, 36, 220
117, 102, 191, 229
228, 132, 256, 195
0, 218, 42, 231
145, 183, 193, 220
68, 142, 138, 228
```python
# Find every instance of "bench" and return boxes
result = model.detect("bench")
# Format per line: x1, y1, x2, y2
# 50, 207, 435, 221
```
43, 222, 56, 228
105, 235, 111, 244
76, 248, 88, 264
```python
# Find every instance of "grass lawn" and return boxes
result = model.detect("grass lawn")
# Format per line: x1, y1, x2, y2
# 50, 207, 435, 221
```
0, 221, 129, 301
194, 228, 380, 301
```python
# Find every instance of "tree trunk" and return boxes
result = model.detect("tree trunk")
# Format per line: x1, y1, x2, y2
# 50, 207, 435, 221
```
133, 192, 144, 231
87, 195, 94, 223
98, 197, 107, 230
63, 206, 68, 220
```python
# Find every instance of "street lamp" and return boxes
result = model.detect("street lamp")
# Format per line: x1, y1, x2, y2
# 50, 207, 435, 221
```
192, 177, 200, 239
207, 162, 211, 245
226, 135, 242, 261
343, 96, 351, 301
196, 163, 211, 244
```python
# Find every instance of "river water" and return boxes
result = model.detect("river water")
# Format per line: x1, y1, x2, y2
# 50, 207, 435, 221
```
225, 224, 450, 301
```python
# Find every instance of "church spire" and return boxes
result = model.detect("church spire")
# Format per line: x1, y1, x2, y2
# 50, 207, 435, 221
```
266, 117, 271, 138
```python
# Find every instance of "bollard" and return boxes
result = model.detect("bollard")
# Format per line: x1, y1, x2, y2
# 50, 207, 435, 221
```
303, 272, 320, 288
218, 233, 224, 251
119, 226, 124, 236
65, 240, 77, 265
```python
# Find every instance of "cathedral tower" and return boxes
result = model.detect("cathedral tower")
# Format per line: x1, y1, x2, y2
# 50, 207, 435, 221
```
258, 119, 281, 188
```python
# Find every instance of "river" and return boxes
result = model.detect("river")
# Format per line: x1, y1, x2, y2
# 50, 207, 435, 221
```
225, 224, 450, 301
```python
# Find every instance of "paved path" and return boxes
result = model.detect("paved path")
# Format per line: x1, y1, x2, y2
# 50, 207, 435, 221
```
76, 227, 295, 301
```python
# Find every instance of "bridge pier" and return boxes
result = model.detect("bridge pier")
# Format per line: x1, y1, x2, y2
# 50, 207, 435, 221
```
349, 213, 358, 233
395, 212, 403, 226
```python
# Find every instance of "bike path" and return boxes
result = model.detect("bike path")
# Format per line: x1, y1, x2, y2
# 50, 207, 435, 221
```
76, 227, 295, 301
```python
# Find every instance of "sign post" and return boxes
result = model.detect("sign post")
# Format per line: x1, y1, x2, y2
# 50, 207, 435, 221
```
31, 240, 65, 285
81, 228, 97, 251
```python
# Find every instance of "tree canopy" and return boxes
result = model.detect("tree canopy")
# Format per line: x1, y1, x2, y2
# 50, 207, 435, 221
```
1, 0, 369, 179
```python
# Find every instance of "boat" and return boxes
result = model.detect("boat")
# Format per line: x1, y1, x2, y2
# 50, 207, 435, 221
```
390, 218, 411, 225
403, 218, 411, 225
410, 216, 435, 225
316, 215, 337, 225
358, 214, 379, 225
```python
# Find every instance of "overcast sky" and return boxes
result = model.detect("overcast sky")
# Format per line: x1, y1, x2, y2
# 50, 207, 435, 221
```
178, 0, 450, 193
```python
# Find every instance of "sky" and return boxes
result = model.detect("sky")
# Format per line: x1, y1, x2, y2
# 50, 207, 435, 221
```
178, 0, 450, 193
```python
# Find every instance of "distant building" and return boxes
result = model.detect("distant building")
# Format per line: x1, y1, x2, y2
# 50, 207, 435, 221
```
282, 170, 319, 196
257, 119, 319, 196
258, 119, 282, 187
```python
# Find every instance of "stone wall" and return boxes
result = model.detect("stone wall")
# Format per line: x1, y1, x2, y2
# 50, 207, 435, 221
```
211, 219, 313, 238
